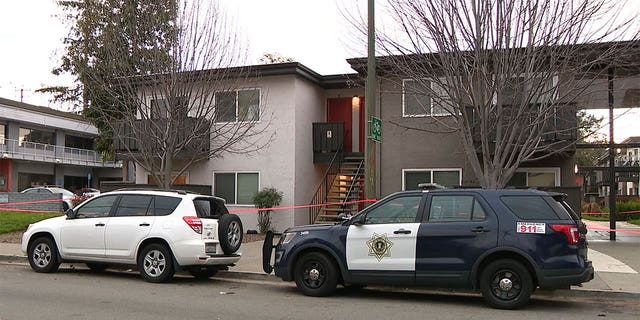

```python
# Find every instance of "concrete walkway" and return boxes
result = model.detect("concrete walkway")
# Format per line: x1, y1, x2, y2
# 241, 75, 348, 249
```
1, 220, 638, 295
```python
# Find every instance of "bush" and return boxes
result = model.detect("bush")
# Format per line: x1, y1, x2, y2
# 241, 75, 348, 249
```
581, 198, 640, 221
253, 187, 283, 233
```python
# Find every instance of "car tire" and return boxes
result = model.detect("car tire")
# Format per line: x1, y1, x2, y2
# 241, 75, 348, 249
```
27, 237, 61, 273
62, 202, 69, 212
188, 266, 218, 279
480, 259, 534, 309
294, 252, 339, 297
138, 244, 175, 283
218, 214, 243, 254
86, 263, 108, 272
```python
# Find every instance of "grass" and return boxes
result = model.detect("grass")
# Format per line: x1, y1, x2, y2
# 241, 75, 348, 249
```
581, 214, 610, 221
0, 210, 62, 234
628, 219, 640, 226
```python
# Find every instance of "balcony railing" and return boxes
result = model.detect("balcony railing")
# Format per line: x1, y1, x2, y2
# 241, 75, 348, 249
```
0, 138, 121, 168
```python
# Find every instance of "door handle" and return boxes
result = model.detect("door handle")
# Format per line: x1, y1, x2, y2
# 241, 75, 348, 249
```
139, 223, 150, 227
471, 226, 490, 233
95, 223, 105, 227
393, 229, 411, 235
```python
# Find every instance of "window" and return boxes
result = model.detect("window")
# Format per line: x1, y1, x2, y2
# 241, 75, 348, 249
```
193, 198, 229, 218
403, 79, 450, 117
153, 196, 182, 216
428, 195, 486, 222
0, 124, 5, 145
501, 195, 562, 220
501, 76, 556, 106
114, 195, 153, 216
147, 173, 188, 185
402, 169, 462, 190
150, 99, 168, 119
65, 135, 93, 150
214, 172, 259, 205
506, 168, 560, 187
215, 89, 260, 122
76, 195, 118, 218
19, 128, 54, 146
364, 195, 422, 224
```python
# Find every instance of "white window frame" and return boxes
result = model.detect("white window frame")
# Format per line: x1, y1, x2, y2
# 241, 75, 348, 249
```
214, 88, 261, 123
402, 79, 450, 118
401, 168, 463, 190
513, 167, 561, 187
212, 171, 260, 206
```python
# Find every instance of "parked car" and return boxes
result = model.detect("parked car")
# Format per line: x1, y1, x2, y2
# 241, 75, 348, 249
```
78, 187, 100, 198
263, 188, 593, 309
21, 186, 76, 211
21, 189, 243, 282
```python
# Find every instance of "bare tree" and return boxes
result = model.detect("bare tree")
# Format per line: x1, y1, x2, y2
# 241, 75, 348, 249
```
86, 0, 272, 189
350, 0, 639, 188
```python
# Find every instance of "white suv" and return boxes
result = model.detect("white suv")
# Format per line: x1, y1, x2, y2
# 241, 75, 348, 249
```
21, 189, 243, 282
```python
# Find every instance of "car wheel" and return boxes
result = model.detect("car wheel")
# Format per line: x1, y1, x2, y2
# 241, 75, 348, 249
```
86, 263, 108, 272
62, 202, 69, 212
480, 259, 534, 309
218, 214, 243, 254
28, 237, 61, 273
294, 252, 338, 297
188, 266, 218, 279
138, 244, 175, 283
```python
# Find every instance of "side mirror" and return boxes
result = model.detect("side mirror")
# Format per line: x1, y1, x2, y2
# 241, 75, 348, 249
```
65, 209, 75, 219
352, 214, 366, 226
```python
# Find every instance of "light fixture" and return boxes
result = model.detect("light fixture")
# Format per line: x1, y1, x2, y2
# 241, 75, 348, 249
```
352, 96, 360, 108
55, 158, 62, 163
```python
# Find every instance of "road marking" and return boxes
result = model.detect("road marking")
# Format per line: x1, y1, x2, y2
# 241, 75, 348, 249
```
589, 249, 637, 274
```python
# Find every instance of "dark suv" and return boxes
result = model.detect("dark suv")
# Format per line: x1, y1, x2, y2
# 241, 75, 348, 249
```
263, 189, 593, 309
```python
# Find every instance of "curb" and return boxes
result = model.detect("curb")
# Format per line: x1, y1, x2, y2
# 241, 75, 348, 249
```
2, 253, 639, 301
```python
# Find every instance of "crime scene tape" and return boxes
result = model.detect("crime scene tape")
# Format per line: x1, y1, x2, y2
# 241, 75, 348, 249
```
583, 220, 640, 235
581, 210, 640, 215
0, 197, 378, 214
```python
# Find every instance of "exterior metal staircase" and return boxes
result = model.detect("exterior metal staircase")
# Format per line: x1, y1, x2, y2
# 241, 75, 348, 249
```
310, 153, 364, 224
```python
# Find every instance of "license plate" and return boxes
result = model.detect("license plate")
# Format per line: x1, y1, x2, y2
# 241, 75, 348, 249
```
205, 244, 216, 254
517, 222, 546, 234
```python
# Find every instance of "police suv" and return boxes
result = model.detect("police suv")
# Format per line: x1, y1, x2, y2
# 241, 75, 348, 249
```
263, 188, 593, 309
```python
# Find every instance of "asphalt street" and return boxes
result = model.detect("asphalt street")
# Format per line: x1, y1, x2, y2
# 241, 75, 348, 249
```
1, 262, 638, 320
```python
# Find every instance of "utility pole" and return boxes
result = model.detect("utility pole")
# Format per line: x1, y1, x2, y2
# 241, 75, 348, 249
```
364, 0, 377, 202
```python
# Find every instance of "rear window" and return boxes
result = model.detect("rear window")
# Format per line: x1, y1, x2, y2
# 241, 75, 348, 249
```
193, 198, 229, 218
500, 195, 560, 220
154, 196, 182, 216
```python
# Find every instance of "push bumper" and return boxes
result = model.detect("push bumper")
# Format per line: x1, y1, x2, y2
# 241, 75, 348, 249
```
538, 261, 594, 289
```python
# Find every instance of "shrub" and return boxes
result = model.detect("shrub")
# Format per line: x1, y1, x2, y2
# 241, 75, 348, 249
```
253, 187, 283, 233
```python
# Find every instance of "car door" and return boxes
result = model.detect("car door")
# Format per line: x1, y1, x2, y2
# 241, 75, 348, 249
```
59, 194, 118, 258
346, 193, 424, 285
415, 193, 498, 287
104, 194, 155, 261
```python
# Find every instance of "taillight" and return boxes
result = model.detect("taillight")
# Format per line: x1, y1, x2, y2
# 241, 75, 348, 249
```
550, 224, 579, 245
183, 216, 202, 234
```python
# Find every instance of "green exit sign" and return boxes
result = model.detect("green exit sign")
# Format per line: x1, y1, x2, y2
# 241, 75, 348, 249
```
369, 116, 382, 142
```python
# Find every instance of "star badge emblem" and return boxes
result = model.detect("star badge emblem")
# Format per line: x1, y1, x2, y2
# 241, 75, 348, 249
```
366, 233, 393, 262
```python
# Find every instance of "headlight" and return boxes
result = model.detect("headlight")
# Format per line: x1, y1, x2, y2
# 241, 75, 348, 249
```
282, 232, 297, 244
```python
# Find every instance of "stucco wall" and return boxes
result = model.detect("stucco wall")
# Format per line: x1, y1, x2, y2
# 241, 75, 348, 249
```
378, 79, 474, 197
292, 77, 327, 226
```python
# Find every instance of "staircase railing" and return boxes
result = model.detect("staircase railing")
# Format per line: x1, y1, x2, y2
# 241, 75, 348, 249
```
341, 159, 364, 216
308, 147, 343, 224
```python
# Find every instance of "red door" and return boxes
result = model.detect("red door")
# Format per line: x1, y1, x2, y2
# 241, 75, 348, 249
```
327, 97, 364, 152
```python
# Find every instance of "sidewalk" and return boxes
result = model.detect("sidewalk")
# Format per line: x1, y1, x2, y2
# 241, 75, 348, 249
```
1, 222, 638, 296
